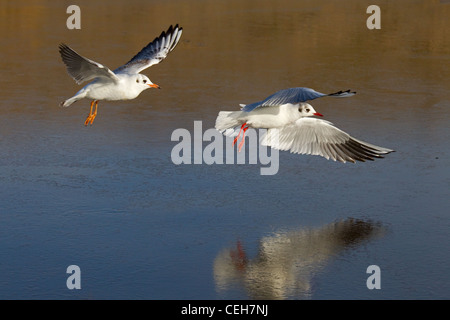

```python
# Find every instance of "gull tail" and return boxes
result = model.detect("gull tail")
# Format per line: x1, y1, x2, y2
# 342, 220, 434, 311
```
60, 91, 86, 107
215, 111, 243, 133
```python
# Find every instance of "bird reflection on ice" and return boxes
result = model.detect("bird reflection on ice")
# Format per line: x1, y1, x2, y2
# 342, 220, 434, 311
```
213, 218, 385, 300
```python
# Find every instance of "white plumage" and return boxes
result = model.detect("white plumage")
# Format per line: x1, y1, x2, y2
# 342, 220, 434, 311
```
215, 87, 394, 163
59, 24, 183, 125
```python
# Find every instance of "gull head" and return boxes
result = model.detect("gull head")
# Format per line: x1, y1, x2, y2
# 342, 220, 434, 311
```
298, 103, 323, 118
134, 74, 160, 91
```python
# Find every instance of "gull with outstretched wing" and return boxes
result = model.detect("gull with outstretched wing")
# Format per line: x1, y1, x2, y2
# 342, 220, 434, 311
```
59, 24, 183, 125
215, 87, 393, 163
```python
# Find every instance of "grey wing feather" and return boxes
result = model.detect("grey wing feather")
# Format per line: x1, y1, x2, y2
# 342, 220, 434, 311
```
261, 118, 393, 163
115, 24, 183, 74
59, 43, 119, 84
241, 87, 356, 112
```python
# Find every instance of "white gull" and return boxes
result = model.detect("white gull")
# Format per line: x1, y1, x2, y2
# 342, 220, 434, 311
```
59, 24, 183, 125
215, 87, 394, 163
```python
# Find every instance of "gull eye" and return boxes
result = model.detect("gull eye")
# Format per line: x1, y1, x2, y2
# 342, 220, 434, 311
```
143, 79, 147, 84
306, 108, 310, 113
136, 79, 139, 83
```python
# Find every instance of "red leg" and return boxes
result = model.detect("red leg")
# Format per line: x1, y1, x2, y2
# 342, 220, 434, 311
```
238, 126, 249, 152
232, 123, 247, 146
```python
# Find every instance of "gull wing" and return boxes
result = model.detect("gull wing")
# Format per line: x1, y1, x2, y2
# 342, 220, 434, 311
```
114, 24, 183, 75
261, 117, 393, 163
242, 87, 356, 112
59, 44, 119, 84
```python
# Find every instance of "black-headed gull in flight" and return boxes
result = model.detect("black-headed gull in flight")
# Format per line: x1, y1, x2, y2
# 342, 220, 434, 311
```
215, 87, 394, 163
59, 24, 183, 126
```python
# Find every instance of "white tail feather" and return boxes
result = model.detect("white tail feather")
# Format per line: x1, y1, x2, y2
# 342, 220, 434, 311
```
60, 91, 86, 107
215, 111, 243, 132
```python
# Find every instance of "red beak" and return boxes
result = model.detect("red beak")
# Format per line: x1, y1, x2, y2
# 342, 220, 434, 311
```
313, 112, 323, 117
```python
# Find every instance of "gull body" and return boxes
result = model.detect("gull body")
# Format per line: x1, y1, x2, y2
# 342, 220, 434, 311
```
65, 73, 153, 104
221, 103, 310, 129
215, 87, 394, 163
59, 24, 183, 125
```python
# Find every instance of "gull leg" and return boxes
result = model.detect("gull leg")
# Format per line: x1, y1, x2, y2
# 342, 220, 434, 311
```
237, 126, 249, 152
90, 101, 98, 125
84, 100, 98, 126
232, 123, 247, 146
84, 100, 95, 126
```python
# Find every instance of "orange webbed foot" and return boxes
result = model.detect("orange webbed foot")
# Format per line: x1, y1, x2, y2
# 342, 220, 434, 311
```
84, 100, 98, 126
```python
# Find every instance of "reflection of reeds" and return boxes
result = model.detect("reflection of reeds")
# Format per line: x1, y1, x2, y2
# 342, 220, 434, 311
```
214, 218, 385, 300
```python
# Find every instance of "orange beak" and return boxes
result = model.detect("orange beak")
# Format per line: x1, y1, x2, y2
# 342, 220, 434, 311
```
148, 83, 160, 89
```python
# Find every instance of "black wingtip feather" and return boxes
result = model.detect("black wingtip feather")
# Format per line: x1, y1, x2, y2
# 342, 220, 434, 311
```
328, 89, 357, 96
